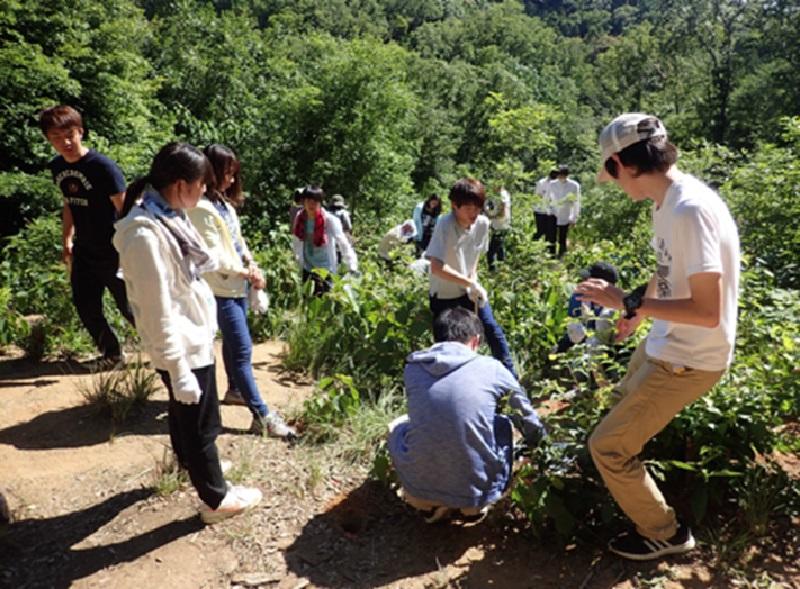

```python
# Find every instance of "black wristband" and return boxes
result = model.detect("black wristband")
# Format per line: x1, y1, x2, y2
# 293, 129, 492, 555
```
623, 283, 648, 319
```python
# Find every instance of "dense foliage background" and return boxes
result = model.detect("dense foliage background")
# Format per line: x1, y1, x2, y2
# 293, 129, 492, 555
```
1, 0, 798, 562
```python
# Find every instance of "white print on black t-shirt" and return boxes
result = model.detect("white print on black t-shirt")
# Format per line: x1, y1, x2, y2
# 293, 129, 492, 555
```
655, 237, 673, 298
66, 197, 90, 207
54, 169, 93, 194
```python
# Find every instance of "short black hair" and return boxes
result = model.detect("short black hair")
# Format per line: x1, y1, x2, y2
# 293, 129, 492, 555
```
433, 307, 484, 344
301, 185, 324, 203
579, 261, 619, 284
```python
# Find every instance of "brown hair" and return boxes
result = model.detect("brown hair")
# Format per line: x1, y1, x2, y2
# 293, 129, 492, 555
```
38, 105, 83, 134
203, 144, 244, 207
448, 178, 486, 208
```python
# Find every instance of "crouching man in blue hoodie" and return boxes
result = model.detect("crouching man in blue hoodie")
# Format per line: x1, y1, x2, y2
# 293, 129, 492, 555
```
388, 307, 546, 523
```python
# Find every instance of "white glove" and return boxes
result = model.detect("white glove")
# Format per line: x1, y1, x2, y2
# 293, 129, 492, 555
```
467, 282, 488, 308
172, 371, 201, 404
248, 287, 269, 315
566, 322, 587, 344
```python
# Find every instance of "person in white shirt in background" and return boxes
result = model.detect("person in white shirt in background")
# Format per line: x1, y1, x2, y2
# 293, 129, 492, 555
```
547, 164, 581, 258
575, 113, 740, 561
485, 186, 511, 272
378, 219, 417, 269
533, 169, 557, 243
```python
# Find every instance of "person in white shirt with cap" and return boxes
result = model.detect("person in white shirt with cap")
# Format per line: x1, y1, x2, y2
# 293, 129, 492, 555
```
575, 113, 740, 561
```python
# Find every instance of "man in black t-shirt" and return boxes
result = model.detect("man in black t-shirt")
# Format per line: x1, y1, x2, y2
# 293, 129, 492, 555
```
40, 105, 134, 363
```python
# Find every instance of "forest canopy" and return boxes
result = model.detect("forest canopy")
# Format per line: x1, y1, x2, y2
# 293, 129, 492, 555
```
2, 0, 799, 236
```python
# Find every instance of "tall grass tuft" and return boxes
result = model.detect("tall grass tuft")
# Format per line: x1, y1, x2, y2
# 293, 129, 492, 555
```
150, 447, 188, 497
78, 355, 161, 424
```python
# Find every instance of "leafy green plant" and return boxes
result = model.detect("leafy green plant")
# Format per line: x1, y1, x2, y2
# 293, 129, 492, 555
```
0, 287, 29, 351
300, 373, 362, 442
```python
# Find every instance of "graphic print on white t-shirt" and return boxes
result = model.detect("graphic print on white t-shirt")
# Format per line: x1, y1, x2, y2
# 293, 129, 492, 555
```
645, 172, 740, 371
654, 237, 673, 299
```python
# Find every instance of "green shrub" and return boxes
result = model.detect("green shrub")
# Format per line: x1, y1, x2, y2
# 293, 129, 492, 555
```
0, 287, 29, 350
0, 216, 134, 357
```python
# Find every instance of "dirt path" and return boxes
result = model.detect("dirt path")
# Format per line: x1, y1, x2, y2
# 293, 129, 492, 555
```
1, 342, 797, 588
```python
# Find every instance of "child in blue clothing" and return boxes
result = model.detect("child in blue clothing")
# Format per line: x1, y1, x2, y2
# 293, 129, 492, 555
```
555, 261, 619, 354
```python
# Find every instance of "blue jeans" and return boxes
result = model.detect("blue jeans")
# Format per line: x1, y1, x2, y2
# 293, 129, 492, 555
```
216, 296, 269, 419
429, 294, 517, 378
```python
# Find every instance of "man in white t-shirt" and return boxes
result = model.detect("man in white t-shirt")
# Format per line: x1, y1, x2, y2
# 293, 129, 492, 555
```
533, 170, 557, 242
575, 113, 740, 561
425, 178, 517, 376
547, 164, 581, 258
485, 186, 511, 271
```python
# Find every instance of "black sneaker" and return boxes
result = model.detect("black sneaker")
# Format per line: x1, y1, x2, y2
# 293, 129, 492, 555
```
608, 523, 696, 561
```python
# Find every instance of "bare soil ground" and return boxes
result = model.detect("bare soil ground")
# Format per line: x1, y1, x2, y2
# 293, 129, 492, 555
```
1, 342, 798, 589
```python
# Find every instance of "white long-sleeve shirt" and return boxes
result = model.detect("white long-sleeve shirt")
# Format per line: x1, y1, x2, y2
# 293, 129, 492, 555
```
114, 204, 217, 400
549, 178, 581, 225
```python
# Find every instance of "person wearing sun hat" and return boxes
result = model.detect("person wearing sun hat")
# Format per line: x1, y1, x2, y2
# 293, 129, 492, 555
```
329, 193, 353, 240
575, 113, 740, 561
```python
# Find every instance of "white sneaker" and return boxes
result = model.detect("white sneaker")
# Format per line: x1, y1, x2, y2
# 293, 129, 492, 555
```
250, 413, 297, 440
200, 485, 262, 524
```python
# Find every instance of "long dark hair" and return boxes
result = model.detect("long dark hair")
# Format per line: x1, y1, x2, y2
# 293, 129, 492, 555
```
203, 144, 243, 207
121, 143, 213, 217
424, 193, 441, 216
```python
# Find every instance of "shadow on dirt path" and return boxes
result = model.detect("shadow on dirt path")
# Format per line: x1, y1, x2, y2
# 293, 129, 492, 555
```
0, 400, 170, 449
285, 480, 610, 588
0, 488, 204, 588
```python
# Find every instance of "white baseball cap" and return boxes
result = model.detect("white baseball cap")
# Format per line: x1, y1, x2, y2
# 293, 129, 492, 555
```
597, 113, 667, 181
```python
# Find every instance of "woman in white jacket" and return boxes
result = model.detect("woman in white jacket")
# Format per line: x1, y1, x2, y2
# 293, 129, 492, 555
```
114, 142, 261, 524
187, 144, 294, 439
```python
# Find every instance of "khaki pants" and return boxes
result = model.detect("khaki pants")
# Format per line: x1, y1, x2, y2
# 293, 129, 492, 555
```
589, 340, 724, 540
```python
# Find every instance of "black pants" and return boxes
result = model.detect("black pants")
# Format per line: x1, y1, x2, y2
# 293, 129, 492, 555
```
302, 269, 332, 296
487, 230, 507, 271
555, 224, 570, 257
533, 213, 553, 241
545, 221, 569, 257
158, 364, 227, 509
71, 252, 135, 358
429, 294, 517, 378
415, 234, 433, 259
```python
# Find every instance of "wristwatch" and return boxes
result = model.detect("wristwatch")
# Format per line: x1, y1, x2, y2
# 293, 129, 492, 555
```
622, 284, 648, 319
